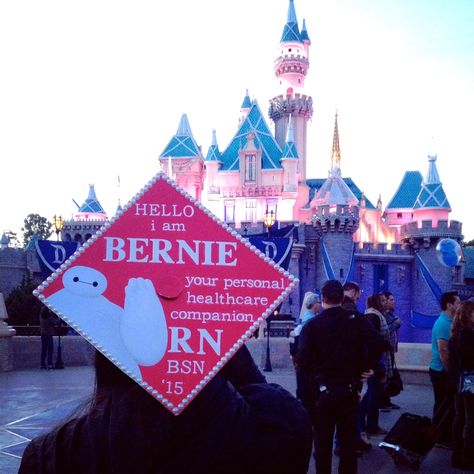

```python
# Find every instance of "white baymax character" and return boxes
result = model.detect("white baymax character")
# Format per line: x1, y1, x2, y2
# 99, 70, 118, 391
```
47, 266, 168, 380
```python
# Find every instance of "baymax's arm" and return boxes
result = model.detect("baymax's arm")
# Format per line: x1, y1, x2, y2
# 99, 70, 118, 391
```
120, 278, 168, 366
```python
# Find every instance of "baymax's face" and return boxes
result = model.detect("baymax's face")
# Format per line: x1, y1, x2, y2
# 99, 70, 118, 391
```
62, 266, 107, 297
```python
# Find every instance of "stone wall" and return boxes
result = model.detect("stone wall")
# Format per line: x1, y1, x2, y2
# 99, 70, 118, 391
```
0, 248, 29, 296
0, 247, 42, 296
11, 336, 95, 370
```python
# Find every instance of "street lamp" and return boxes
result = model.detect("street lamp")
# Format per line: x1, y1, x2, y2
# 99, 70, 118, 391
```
52, 214, 65, 369
52, 215, 64, 241
263, 309, 278, 372
264, 209, 275, 236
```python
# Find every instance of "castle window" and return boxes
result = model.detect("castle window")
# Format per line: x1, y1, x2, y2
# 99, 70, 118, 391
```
453, 266, 461, 283
245, 199, 257, 222
288, 48, 292, 52
245, 154, 256, 182
373, 264, 388, 292
266, 199, 278, 221
224, 200, 235, 223
339, 268, 344, 278
397, 213, 402, 218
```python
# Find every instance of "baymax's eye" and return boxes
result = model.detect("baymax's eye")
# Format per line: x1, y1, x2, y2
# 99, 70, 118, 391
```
73, 277, 79, 282
93, 281, 98, 287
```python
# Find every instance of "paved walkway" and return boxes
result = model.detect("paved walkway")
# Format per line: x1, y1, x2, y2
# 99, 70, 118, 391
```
0, 366, 459, 473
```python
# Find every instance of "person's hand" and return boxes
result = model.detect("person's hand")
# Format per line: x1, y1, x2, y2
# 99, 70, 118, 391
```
360, 369, 374, 381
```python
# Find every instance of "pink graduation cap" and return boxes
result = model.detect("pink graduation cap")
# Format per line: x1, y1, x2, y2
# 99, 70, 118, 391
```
35, 173, 297, 414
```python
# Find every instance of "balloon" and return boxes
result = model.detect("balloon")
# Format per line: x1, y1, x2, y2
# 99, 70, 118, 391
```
436, 238, 462, 268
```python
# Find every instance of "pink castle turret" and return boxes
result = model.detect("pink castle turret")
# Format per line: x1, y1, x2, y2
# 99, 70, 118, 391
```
269, 0, 313, 185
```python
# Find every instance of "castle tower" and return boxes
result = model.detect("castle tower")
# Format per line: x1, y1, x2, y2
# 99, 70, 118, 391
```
310, 113, 359, 286
62, 184, 108, 243
412, 154, 451, 227
159, 114, 205, 201
269, 0, 313, 183
204, 129, 222, 196
280, 118, 299, 194
401, 153, 461, 315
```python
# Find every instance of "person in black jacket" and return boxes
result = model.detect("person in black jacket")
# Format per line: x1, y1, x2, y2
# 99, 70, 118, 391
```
296, 279, 386, 474
449, 300, 474, 470
19, 346, 313, 474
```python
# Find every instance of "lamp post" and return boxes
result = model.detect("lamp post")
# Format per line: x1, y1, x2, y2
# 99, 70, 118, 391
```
52, 214, 65, 369
263, 310, 278, 372
262, 210, 275, 372
52, 215, 64, 241
264, 209, 275, 236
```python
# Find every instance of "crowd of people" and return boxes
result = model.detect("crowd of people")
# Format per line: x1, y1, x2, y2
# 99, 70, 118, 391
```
295, 281, 399, 473
19, 280, 474, 473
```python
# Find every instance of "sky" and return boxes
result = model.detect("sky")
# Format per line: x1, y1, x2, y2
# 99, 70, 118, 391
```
1, 0, 474, 242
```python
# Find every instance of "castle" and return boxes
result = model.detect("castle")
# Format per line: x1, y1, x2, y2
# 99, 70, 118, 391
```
1, 0, 472, 344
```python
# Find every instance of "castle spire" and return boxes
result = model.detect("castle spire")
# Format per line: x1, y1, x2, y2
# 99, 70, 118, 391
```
159, 113, 201, 158
205, 129, 222, 163
281, 0, 300, 42
240, 89, 251, 110
176, 113, 193, 136
330, 113, 342, 173
425, 154, 441, 184
300, 18, 310, 43
75, 184, 108, 220
281, 118, 299, 160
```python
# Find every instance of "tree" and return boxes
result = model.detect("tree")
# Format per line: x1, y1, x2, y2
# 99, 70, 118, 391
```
21, 213, 53, 247
5, 276, 44, 326
464, 239, 474, 247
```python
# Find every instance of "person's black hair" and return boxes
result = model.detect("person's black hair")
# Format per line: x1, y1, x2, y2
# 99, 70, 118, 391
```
366, 293, 386, 314
383, 291, 393, 298
440, 291, 459, 311
93, 350, 137, 407
321, 280, 344, 305
342, 281, 360, 293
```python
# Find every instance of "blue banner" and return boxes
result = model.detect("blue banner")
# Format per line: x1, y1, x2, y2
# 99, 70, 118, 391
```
345, 244, 356, 284
35, 240, 79, 278
248, 237, 293, 270
411, 310, 438, 329
415, 252, 443, 303
320, 238, 336, 280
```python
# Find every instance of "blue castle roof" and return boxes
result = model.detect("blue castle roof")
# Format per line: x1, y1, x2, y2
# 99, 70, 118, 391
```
414, 155, 451, 210
307, 177, 375, 209
241, 91, 252, 109
220, 101, 283, 171
385, 171, 423, 209
0, 233, 9, 246
160, 114, 201, 158
78, 184, 106, 214
414, 184, 451, 209
280, 0, 301, 43
281, 121, 298, 160
300, 19, 310, 42
205, 130, 222, 162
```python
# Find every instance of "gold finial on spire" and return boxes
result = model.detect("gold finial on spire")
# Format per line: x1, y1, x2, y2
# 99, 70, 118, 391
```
330, 111, 341, 172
